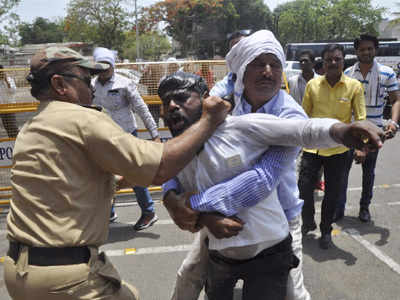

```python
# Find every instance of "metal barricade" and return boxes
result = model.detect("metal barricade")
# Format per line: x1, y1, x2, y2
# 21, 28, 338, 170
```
0, 60, 290, 206
0, 61, 230, 206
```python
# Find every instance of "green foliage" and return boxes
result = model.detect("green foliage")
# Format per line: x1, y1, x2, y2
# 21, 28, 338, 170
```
0, 0, 19, 21
122, 31, 171, 61
0, 0, 20, 45
66, 0, 129, 53
389, 2, 400, 27
18, 17, 66, 45
274, 0, 384, 46
140, 0, 273, 58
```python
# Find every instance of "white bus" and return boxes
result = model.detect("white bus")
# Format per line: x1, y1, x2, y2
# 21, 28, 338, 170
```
285, 41, 400, 71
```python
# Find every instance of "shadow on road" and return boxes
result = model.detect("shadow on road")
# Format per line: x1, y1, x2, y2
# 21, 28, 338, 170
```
106, 222, 161, 243
302, 234, 357, 266
336, 216, 390, 246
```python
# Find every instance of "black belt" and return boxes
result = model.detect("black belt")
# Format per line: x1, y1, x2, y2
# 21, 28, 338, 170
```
7, 241, 90, 266
209, 234, 293, 265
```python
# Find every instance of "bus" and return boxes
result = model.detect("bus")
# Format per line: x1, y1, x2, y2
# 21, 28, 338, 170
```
285, 41, 400, 71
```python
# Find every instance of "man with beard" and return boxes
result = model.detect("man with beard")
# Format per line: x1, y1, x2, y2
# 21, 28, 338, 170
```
341, 34, 400, 222
161, 50, 382, 300
3, 47, 231, 300
299, 44, 366, 249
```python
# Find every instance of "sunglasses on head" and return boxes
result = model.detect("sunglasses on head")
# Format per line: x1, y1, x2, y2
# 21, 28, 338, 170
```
226, 29, 252, 41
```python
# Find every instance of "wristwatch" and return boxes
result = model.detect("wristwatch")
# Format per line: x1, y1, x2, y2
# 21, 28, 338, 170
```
388, 119, 399, 130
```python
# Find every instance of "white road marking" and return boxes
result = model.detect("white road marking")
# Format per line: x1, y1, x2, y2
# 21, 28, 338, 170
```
104, 244, 192, 257
127, 219, 174, 226
387, 202, 400, 206
344, 228, 400, 276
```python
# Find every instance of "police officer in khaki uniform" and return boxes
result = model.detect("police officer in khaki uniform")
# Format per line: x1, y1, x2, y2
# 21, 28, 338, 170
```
3, 47, 230, 300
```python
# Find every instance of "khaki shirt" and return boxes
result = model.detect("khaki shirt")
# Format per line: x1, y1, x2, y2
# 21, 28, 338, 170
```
302, 73, 366, 157
7, 100, 163, 247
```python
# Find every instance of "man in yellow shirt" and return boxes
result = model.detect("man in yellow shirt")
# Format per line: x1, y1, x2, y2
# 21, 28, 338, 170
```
298, 44, 366, 249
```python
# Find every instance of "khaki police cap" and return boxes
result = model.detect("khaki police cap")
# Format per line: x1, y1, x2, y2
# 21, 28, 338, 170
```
30, 46, 110, 75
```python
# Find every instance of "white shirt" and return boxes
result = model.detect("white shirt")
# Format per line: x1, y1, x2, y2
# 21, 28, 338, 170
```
0, 76, 16, 104
176, 114, 339, 258
288, 72, 318, 105
345, 62, 399, 127
92, 73, 159, 138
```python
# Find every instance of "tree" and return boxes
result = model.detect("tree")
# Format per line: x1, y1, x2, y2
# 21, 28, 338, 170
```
65, 0, 130, 53
140, 0, 273, 58
0, 0, 21, 45
18, 17, 66, 45
389, 2, 400, 26
122, 31, 171, 61
273, 0, 384, 46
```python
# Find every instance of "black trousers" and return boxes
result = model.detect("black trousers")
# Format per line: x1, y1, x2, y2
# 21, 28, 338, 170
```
205, 235, 299, 300
298, 151, 349, 234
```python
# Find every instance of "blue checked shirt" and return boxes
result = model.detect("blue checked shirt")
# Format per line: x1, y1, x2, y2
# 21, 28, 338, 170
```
163, 90, 308, 221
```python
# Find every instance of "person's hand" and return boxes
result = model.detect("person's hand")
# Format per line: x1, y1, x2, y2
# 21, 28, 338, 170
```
384, 121, 398, 140
201, 96, 231, 127
354, 149, 366, 164
198, 213, 244, 239
163, 191, 200, 232
152, 136, 161, 143
115, 175, 130, 190
330, 121, 384, 153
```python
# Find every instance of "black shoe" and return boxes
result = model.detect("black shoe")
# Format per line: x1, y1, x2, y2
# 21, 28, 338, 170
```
359, 207, 371, 223
333, 210, 345, 223
301, 222, 317, 235
319, 233, 332, 249
133, 212, 158, 231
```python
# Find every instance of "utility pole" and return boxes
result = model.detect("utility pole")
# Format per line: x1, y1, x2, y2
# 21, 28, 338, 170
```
135, 0, 140, 60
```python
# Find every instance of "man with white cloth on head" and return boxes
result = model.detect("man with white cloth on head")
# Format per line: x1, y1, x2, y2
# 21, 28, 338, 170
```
162, 66, 383, 299
185, 29, 314, 300
92, 47, 161, 230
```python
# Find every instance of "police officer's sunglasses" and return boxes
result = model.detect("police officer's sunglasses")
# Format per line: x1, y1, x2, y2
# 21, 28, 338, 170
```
58, 73, 92, 89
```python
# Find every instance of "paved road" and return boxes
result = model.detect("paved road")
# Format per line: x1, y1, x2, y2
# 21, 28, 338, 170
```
1, 137, 400, 300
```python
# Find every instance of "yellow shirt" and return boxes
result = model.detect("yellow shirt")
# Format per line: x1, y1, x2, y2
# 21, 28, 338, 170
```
7, 100, 163, 247
302, 73, 366, 156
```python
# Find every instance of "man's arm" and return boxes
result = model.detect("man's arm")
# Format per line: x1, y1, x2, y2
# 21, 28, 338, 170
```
163, 178, 245, 237
209, 74, 233, 97
184, 118, 384, 216
153, 96, 231, 184
126, 82, 159, 139
385, 90, 400, 139
188, 145, 299, 216
352, 83, 367, 121
88, 96, 230, 187
301, 83, 313, 117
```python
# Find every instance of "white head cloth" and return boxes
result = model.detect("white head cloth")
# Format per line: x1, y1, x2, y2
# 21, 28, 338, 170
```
226, 29, 286, 110
93, 47, 117, 67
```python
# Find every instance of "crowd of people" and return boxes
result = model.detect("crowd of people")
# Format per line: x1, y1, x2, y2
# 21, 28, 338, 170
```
1, 29, 396, 300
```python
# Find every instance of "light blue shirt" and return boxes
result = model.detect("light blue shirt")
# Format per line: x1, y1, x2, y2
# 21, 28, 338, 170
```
235, 90, 308, 221
163, 89, 308, 221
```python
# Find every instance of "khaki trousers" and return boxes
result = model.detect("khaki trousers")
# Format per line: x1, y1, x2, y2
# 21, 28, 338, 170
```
4, 245, 139, 300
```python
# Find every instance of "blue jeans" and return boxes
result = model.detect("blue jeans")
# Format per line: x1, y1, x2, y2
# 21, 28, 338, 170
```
131, 130, 155, 215
338, 149, 379, 213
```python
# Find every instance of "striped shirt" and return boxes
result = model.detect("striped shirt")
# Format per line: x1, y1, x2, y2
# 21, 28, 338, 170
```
164, 90, 309, 220
344, 63, 399, 127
